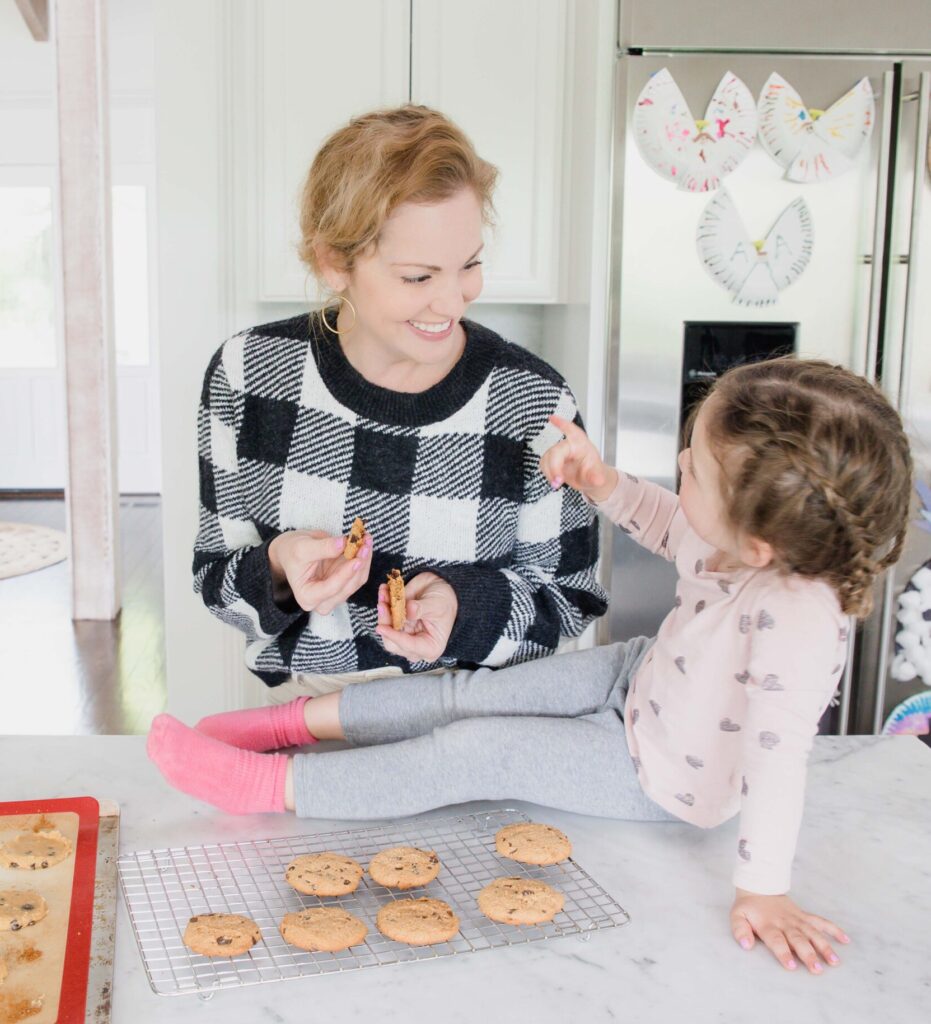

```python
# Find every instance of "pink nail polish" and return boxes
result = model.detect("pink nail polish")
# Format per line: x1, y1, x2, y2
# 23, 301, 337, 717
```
787, 960, 797, 970
812, 962, 823, 973
739, 938, 751, 950
828, 954, 839, 964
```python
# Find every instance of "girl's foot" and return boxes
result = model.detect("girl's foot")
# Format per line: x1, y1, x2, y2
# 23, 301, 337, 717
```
194, 698, 317, 751
147, 714, 289, 814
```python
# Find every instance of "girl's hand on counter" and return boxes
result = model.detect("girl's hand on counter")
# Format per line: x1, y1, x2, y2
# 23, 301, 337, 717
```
376, 572, 457, 663
540, 415, 618, 504
730, 888, 850, 974
268, 529, 373, 614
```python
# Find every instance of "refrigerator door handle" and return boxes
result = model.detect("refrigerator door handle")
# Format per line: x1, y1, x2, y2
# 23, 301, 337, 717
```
865, 71, 896, 384
896, 71, 929, 413
871, 70, 930, 735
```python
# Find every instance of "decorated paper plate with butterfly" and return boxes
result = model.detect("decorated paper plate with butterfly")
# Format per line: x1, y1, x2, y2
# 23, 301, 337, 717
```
696, 187, 813, 306
633, 68, 757, 192
758, 74, 875, 183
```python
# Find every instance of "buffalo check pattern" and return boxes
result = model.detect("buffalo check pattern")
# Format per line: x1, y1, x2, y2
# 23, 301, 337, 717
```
193, 313, 608, 685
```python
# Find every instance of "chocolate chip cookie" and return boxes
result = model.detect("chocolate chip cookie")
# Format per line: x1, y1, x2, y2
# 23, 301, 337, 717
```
285, 852, 364, 897
477, 877, 565, 926
0, 891, 48, 933
495, 822, 571, 866
375, 897, 460, 946
0, 829, 73, 870
182, 913, 261, 957
368, 846, 440, 890
279, 906, 368, 952
386, 569, 406, 629
344, 517, 366, 560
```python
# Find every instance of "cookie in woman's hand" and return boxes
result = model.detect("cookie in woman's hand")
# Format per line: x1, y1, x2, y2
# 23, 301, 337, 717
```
386, 569, 406, 629
343, 517, 366, 559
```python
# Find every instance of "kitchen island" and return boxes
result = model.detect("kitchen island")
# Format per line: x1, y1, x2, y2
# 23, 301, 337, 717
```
2, 734, 928, 1023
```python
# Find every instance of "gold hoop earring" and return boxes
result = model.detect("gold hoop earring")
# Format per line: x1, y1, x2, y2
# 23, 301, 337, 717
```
319, 294, 357, 336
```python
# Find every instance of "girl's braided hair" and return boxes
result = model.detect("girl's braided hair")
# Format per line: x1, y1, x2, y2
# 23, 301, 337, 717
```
700, 357, 913, 618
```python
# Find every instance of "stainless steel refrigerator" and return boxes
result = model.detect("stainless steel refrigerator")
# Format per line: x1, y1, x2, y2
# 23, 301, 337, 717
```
601, 2, 931, 735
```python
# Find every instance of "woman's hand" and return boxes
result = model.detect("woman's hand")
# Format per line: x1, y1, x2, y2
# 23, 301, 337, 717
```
730, 888, 850, 974
268, 529, 373, 615
375, 571, 458, 663
540, 415, 618, 503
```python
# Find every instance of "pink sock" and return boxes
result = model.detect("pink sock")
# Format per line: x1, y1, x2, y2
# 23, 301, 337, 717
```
194, 697, 316, 751
147, 714, 288, 814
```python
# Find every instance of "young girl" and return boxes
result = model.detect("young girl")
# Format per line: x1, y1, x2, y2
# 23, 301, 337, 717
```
148, 357, 913, 975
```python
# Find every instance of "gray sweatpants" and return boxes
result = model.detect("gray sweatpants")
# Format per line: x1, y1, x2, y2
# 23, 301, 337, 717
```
292, 638, 674, 823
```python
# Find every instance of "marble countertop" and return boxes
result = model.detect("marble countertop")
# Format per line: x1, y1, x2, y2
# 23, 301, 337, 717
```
2, 735, 929, 1023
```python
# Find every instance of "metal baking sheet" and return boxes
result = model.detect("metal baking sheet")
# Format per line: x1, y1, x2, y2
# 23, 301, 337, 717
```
118, 808, 630, 997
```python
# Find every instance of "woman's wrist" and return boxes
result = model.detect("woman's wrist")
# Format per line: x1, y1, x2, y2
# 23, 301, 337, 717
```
268, 533, 293, 599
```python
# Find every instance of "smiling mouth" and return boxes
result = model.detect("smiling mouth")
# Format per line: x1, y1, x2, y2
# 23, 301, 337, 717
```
408, 319, 453, 334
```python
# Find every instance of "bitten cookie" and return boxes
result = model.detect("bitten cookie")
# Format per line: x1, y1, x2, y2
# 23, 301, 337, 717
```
183, 913, 261, 957
375, 897, 460, 946
368, 847, 440, 891
285, 853, 364, 897
279, 907, 368, 952
0, 829, 73, 870
386, 569, 406, 629
0, 891, 48, 933
344, 517, 366, 560
495, 823, 572, 866
477, 877, 565, 926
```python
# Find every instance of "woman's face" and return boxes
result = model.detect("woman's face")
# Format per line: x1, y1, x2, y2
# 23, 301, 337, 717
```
334, 187, 485, 367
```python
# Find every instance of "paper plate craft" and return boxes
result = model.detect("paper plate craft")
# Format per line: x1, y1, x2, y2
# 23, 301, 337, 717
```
758, 74, 875, 182
696, 188, 813, 305
882, 690, 931, 737
633, 68, 757, 192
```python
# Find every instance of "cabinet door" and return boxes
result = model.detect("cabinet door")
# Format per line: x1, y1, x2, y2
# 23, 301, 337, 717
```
412, 0, 568, 302
258, 0, 409, 300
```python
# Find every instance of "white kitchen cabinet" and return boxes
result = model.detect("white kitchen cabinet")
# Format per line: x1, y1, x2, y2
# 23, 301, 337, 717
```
258, 0, 410, 301
257, 0, 569, 303
411, 0, 569, 302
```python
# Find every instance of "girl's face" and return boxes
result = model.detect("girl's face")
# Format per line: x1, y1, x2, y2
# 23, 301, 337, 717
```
327, 187, 485, 368
678, 399, 740, 558
678, 399, 773, 570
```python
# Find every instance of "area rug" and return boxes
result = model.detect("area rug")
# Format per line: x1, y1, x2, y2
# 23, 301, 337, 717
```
0, 521, 68, 580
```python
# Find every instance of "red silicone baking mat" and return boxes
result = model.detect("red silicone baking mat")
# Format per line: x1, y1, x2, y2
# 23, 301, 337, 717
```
0, 797, 99, 1024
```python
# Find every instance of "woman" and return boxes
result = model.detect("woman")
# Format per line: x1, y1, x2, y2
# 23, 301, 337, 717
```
193, 105, 607, 697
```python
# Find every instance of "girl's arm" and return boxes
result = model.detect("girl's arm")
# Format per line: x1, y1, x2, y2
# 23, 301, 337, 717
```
730, 590, 850, 973
541, 416, 688, 560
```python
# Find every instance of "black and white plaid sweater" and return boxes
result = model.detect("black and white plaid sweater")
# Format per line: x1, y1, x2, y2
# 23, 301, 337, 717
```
193, 313, 608, 685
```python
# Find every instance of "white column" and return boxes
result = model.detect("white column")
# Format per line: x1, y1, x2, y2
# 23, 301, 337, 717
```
55, 0, 121, 620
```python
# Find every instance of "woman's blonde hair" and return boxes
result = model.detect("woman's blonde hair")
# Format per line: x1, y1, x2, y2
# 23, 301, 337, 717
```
298, 105, 498, 280
693, 357, 913, 618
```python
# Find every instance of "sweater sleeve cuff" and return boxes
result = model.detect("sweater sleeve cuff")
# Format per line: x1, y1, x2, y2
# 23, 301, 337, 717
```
732, 864, 792, 896
236, 539, 306, 637
426, 563, 513, 664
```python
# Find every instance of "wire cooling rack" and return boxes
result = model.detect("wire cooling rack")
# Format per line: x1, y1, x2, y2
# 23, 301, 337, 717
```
118, 808, 630, 997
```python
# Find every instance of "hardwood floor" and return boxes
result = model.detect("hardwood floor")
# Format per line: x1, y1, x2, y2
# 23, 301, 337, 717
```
0, 495, 166, 735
